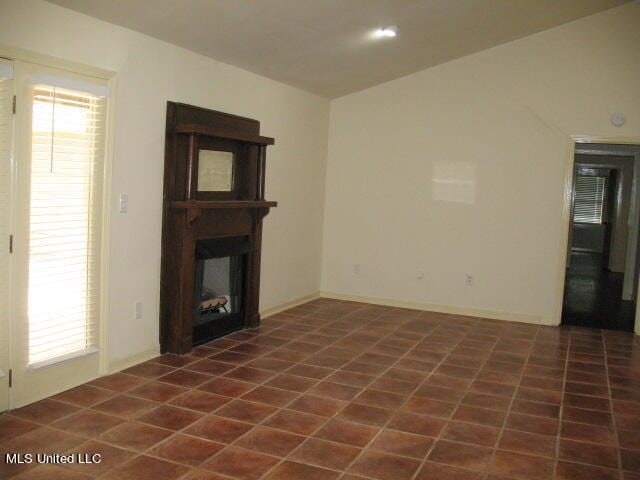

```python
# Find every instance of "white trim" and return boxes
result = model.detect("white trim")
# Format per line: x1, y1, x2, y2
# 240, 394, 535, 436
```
260, 291, 321, 318
0, 44, 114, 80
0, 63, 13, 80
320, 291, 553, 326
29, 347, 99, 371
108, 346, 160, 374
28, 74, 109, 97
98, 75, 117, 375
625, 152, 640, 301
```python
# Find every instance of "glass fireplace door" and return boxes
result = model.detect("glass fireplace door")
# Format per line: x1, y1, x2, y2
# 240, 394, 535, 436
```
193, 238, 248, 345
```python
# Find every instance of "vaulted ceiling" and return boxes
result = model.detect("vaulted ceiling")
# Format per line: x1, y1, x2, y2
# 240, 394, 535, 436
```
47, 0, 631, 98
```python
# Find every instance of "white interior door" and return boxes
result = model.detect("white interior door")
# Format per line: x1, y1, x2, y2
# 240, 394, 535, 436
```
10, 61, 108, 408
0, 58, 14, 412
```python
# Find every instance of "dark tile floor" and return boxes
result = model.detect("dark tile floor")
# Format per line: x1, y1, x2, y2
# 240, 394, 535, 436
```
563, 251, 636, 332
1, 298, 640, 480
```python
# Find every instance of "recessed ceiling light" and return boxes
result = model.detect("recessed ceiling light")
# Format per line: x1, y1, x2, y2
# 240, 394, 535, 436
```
374, 26, 398, 38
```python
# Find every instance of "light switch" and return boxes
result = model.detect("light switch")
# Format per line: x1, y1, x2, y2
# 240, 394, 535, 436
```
119, 194, 128, 213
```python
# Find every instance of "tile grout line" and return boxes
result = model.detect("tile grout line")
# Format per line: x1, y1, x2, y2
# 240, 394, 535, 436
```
253, 307, 418, 479
55, 315, 319, 479
295, 319, 441, 478
406, 319, 503, 480
89, 313, 323, 479
324, 314, 451, 480
551, 328, 571, 480
478, 324, 540, 480
3, 302, 640, 480
0, 333, 614, 480
184, 304, 399, 479
332, 313, 515, 480
603, 332, 626, 480
7, 313, 535, 479
553, 331, 573, 478
5, 307, 360, 479
121, 310, 350, 478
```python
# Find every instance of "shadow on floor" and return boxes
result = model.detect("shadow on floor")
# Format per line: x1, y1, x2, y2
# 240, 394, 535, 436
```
562, 251, 635, 332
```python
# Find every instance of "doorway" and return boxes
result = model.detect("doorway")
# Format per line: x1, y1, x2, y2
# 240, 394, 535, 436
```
561, 144, 640, 331
0, 57, 112, 411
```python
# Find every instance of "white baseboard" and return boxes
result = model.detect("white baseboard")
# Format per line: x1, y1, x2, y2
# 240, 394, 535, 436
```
108, 346, 161, 374
104, 291, 555, 377
261, 291, 321, 318
320, 291, 555, 326
105, 293, 320, 375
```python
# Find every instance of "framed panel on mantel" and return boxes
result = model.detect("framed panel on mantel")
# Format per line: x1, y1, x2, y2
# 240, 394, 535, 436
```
160, 102, 277, 354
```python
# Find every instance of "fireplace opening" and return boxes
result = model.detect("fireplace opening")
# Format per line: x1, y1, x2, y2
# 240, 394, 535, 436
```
193, 236, 254, 345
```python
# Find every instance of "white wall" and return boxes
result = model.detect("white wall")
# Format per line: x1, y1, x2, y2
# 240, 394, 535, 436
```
322, 1, 640, 324
0, 0, 330, 364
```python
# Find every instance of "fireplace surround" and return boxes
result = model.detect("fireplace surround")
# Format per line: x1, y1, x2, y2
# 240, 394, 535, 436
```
160, 102, 276, 354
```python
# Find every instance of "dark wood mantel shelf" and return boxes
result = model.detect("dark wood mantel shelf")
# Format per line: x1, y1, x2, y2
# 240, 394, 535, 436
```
174, 124, 275, 145
170, 200, 278, 210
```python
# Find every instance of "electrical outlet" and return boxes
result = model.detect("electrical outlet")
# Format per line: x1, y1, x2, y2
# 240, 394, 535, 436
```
465, 274, 474, 286
119, 194, 129, 213
416, 271, 424, 280
353, 264, 361, 274
134, 301, 143, 319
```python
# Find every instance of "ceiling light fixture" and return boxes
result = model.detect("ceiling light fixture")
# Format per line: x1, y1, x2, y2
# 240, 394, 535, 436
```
374, 26, 398, 38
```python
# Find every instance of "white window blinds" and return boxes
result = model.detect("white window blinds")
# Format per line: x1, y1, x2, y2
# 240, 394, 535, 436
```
28, 84, 106, 365
573, 175, 606, 224
0, 62, 13, 378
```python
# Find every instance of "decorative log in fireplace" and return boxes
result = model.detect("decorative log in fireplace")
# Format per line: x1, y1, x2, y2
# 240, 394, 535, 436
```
160, 102, 277, 354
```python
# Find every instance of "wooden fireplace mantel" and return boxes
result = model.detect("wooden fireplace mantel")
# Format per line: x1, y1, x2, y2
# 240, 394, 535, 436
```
170, 200, 278, 210
174, 124, 275, 145
160, 102, 277, 354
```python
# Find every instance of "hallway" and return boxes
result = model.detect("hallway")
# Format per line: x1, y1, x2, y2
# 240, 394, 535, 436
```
562, 252, 635, 332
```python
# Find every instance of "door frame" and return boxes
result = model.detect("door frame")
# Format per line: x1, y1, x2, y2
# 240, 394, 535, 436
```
0, 58, 15, 412
0, 44, 116, 408
555, 135, 640, 334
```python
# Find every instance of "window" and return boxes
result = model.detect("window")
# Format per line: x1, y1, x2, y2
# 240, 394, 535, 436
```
27, 83, 106, 365
573, 175, 606, 224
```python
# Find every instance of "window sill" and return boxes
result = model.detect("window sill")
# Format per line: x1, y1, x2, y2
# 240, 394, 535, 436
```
29, 348, 99, 371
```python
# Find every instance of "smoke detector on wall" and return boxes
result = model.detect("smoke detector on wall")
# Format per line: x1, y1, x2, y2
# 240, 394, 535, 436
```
611, 112, 626, 127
